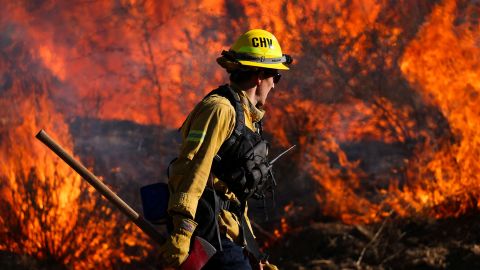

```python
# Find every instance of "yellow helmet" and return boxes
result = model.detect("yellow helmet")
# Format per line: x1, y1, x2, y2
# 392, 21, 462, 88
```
217, 29, 293, 72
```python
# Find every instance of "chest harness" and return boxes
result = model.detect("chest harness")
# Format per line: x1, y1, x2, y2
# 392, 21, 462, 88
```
194, 84, 274, 261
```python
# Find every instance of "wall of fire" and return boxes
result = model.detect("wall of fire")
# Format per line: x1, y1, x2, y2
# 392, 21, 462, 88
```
1, 0, 479, 269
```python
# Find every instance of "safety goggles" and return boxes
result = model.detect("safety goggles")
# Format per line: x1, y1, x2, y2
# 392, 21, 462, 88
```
262, 69, 281, 84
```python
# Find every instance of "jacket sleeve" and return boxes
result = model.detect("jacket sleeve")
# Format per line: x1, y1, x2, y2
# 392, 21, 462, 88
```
167, 98, 235, 220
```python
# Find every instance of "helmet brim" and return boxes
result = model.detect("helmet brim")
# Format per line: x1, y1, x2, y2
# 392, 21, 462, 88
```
217, 56, 290, 71
216, 56, 246, 72
237, 60, 290, 70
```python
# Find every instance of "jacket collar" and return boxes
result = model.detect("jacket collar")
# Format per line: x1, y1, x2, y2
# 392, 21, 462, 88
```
229, 84, 265, 123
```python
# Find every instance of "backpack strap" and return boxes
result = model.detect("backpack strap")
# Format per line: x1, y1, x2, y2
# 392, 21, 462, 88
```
205, 84, 246, 161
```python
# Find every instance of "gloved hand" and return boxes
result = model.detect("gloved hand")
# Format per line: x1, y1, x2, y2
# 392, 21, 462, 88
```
260, 261, 279, 270
159, 215, 198, 267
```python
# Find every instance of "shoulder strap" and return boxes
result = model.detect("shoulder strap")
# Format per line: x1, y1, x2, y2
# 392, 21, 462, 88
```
208, 86, 267, 257
207, 85, 246, 158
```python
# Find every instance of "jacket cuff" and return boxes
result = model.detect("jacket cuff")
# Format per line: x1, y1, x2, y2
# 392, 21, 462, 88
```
168, 192, 199, 219
172, 215, 198, 236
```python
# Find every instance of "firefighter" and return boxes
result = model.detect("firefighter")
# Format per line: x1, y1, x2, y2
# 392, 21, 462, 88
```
160, 29, 292, 270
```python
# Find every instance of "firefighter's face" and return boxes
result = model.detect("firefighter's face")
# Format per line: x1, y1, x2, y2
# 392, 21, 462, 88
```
256, 69, 277, 108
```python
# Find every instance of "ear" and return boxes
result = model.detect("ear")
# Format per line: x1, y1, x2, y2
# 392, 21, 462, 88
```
256, 72, 263, 86
256, 77, 262, 87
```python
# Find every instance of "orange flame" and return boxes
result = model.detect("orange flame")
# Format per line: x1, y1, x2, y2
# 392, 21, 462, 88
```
397, 0, 480, 218
0, 92, 151, 269
0, 8, 151, 265
267, 0, 480, 225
